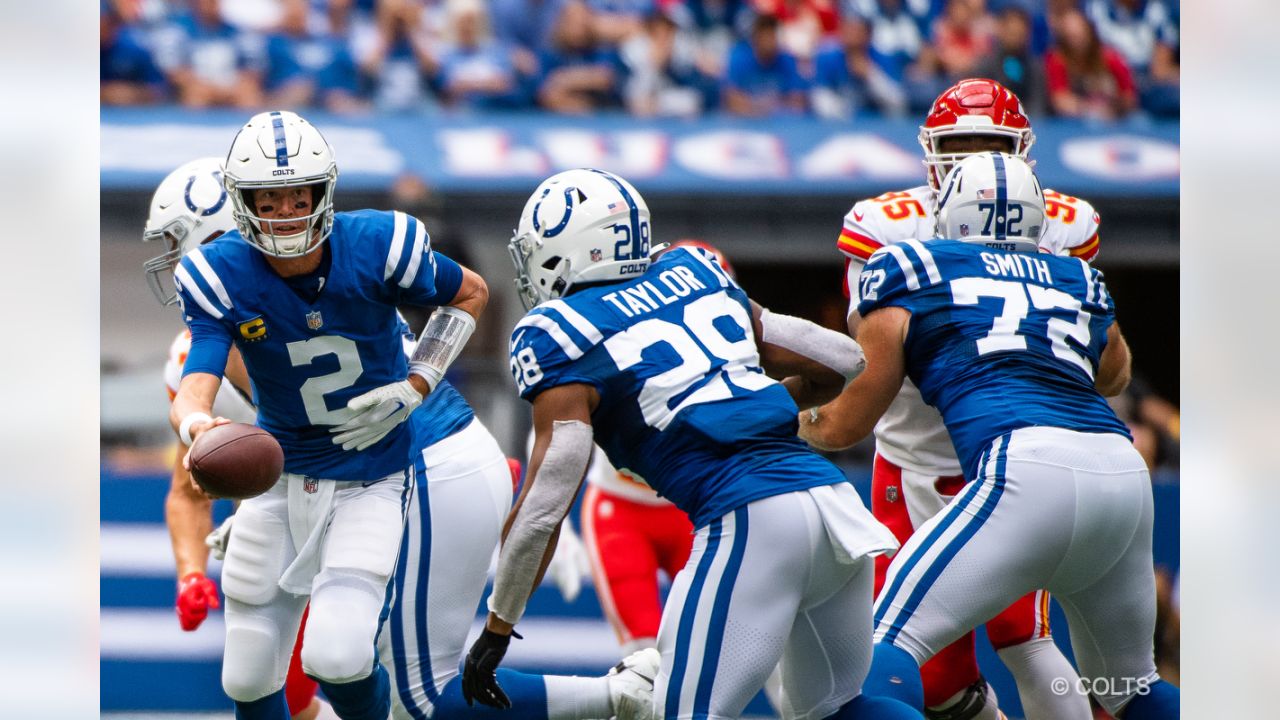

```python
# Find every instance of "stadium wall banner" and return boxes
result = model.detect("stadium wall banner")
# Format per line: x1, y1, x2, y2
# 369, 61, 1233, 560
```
101, 108, 1179, 197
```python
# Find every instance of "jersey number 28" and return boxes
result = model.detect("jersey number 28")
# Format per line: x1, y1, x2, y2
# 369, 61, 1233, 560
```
604, 292, 773, 430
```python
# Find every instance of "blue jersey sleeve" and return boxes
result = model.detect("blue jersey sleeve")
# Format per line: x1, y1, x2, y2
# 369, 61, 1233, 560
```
373, 210, 452, 306
855, 239, 945, 317
509, 315, 602, 401
174, 253, 234, 378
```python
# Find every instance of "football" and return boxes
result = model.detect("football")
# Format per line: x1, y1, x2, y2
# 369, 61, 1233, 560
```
189, 423, 284, 500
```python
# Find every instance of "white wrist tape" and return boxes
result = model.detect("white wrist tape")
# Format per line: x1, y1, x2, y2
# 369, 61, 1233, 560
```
760, 308, 867, 382
409, 306, 476, 392
488, 420, 593, 625
179, 412, 213, 447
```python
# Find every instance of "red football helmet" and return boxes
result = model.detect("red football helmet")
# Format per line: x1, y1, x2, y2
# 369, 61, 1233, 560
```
918, 78, 1036, 190
664, 239, 736, 280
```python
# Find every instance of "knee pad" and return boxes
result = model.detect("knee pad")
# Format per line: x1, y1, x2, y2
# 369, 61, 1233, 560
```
223, 611, 288, 702
302, 577, 384, 683
222, 506, 289, 606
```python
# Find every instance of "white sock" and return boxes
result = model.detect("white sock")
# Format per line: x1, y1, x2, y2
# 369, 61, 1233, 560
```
545, 675, 613, 720
997, 636, 1091, 720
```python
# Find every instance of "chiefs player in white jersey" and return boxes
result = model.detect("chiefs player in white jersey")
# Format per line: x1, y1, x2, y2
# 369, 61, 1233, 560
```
833, 79, 1099, 720
144, 158, 333, 720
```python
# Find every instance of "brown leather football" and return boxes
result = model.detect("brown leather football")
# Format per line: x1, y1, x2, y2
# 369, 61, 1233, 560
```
189, 423, 284, 500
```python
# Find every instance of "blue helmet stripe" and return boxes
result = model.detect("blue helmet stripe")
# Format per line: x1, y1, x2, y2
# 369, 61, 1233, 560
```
589, 169, 642, 260
992, 153, 1007, 240
269, 111, 289, 167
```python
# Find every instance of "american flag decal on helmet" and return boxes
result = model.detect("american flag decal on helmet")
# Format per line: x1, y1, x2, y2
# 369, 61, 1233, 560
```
978, 188, 996, 200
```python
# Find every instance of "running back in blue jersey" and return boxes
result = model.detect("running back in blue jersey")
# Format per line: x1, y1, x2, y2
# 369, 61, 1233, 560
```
176, 209, 472, 480
856, 238, 1130, 477
508, 246, 846, 528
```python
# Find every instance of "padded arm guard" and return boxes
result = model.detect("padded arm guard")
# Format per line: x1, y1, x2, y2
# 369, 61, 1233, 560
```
488, 420, 593, 625
759, 308, 867, 382
409, 306, 477, 392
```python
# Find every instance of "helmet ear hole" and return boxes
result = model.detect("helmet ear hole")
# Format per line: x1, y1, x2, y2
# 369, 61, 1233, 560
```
541, 255, 562, 270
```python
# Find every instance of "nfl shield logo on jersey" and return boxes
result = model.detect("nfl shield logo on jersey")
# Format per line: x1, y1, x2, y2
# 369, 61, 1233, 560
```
886, 485, 899, 503
303, 478, 318, 494
306, 310, 324, 330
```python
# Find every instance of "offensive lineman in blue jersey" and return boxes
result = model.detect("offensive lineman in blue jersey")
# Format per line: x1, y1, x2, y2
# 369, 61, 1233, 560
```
800, 153, 1179, 719
169, 113, 654, 720
460, 168, 922, 720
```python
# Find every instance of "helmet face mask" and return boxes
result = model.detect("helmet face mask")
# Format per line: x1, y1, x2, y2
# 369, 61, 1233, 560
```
919, 78, 1036, 191
142, 157, 235, 306
935, 151, 1046, 254
509, 169, 652, 311
224, 111, 338, 258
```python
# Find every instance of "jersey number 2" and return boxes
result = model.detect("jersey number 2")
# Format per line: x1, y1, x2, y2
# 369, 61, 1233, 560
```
286, 336, 365, 424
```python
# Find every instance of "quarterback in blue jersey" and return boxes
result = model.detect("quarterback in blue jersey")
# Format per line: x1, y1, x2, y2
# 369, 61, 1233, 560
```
171, 113, 667, 720
461, 168, 922, 720
801, 153, 1179, 719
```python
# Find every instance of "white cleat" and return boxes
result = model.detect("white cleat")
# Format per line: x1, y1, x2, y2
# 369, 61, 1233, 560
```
607, 647, 661, 720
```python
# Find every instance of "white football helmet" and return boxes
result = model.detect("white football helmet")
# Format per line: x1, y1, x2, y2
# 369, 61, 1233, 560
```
509, 169, 652, 310
223, 110, 338, 257
143, 157, 236, 306
936, 152, 1045, 254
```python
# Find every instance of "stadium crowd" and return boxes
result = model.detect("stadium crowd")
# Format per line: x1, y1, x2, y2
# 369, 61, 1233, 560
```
102, 0, 1178, 120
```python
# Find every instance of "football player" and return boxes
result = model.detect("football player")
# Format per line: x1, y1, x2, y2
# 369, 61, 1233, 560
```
577, 241, 733, 654
462, 168, 921, 720
144, 157, 332, 720
169, 114, 650, 720
834, 78, 1096, 719
802, 153, 1178, 719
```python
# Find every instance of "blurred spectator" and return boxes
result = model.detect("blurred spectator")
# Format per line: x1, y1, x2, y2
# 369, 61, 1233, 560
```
810, 14, 908, 118
1044, 8, 1137, 120
493, 0, 569, 67
974, 0, 1046, 115
620, 5, 718, 117
849, 0, 945, 111
537, 0, 625, 114
362, 0, 439, 111
1085, 0, 1178, 117
589, 0, 650, 44
847, 0, 943, 34
436, 0, 524, 109
263, 0, 364, 113
721, 13, 808, 116
930, 0, 994, 81
756, 0, 842, 62
152, 0, 266, 109
685, 0, 751, 74
101, 3, 166, 105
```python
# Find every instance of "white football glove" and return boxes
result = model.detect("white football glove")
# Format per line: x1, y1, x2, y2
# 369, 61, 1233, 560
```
205, 514, 235, 561
330, 379, 423, 451
545, 520, 591, 603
